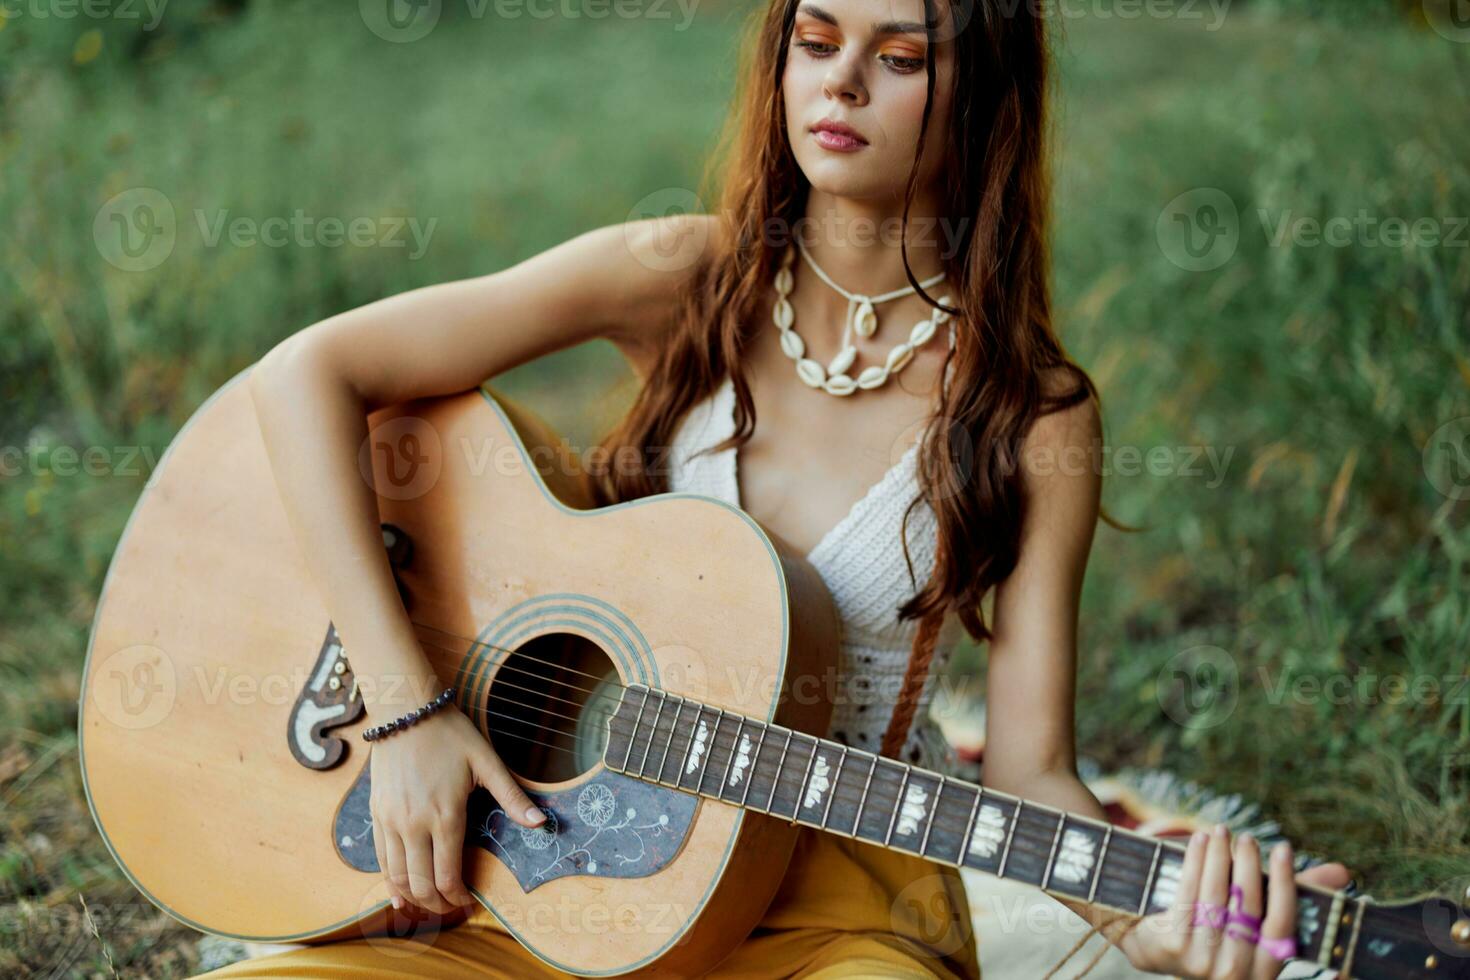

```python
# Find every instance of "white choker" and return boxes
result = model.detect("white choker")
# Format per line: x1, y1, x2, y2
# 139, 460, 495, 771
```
772, 242, 952, 396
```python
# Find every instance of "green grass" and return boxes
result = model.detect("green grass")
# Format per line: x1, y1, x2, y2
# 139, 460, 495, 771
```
1, 1, 1467, 973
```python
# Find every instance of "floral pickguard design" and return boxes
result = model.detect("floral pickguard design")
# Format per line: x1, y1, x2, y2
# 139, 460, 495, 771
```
334, 768, 697, 893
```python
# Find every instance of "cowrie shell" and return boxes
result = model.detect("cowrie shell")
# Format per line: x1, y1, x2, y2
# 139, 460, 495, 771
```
854, 299, 877, 338
856, 365, 888, 389
779, 328, 805, 360
774, 267, 793, 294
909, 318, 936, 348
933, 296, 953, 323
827, 345, 857, 377
823, 374, 857, 396
796, 359, 826, 388
885, 343, 914, 374
773, 297, 794, 329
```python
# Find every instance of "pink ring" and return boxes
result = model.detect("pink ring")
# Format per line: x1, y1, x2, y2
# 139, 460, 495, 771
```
1190, 902, 1228, 929
1227, 884, 1262, 931
1226, 923, 1261, 944
1259, 935, 1298, 961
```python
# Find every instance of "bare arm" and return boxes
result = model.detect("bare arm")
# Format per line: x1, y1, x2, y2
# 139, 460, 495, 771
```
247, 215, 709, 711
245, 214, 714, 914
978, 394, 1352, 976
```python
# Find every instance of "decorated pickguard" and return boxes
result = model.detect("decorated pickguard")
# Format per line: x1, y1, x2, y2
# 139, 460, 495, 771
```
287, 523, 413, 770
333, 766, 697, 892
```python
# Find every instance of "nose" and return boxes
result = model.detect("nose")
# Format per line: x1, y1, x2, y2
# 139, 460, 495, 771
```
821, 52, 869, 107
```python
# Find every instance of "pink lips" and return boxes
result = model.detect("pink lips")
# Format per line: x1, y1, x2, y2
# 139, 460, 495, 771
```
811, 118, 868, 152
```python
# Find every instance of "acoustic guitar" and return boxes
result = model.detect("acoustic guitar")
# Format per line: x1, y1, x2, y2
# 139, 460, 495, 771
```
79, 369, 1470, 978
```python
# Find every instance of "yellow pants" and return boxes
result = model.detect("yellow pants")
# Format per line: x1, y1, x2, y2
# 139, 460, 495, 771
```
191, 826, 980, 979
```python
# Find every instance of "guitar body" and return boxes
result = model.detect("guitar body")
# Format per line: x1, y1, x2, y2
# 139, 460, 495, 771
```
79, 368, 842, 977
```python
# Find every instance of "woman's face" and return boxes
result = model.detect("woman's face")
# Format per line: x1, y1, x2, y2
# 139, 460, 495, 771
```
781, 0, 956, 207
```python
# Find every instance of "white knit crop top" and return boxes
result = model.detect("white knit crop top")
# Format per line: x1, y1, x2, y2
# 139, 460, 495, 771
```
665, 370, 968, 773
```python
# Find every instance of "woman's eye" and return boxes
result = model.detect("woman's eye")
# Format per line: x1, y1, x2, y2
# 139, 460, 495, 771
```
794, 39, 837, 57
880, 54, 925, 73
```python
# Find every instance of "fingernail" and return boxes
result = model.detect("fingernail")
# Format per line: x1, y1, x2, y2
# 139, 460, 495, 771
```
391, 896, 403, 910
525, 805, 545, 824
1214, 822, 1228, 837
1191, 829, 1207, 847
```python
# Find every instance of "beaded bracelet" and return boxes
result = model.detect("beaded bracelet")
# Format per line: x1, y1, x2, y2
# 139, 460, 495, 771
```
361, 686, 456, 742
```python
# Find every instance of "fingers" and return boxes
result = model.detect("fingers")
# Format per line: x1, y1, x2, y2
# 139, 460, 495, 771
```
385, 827, 411, 912
1256, 841, 1299, 978
1163, 829, 1211, 966
1221, 833, 1264, 978
473, 744, 545, 828
432, 804, 475, 908
1197, 824, 1232, 950
403, 827, 454, 914
371, 808, 403, 911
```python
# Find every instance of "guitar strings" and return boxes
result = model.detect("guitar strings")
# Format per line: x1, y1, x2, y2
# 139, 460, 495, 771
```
361, 662, 1321, 898
388, 625, 1033, 842
374, 623, 1344, 900
341, 633, 1360, 930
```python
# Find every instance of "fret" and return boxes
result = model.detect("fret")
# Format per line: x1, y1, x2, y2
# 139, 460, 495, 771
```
1001, 800, 1067, 887
1043, 816, 1110, 902
959, 791, 1016, 876
920, 776, 945, 857
820, 746, 848, 828
771, 733, 816, 819
853, 754, 878, 837
718, 717, 745, 798
1145, 841, 1185, 914
1041, 812, 1065, 891
956, 786, 981, 866
767, 729, 794, 813
1091, 825, 1157, 914
794, 736, 820, 820
1139, 840, 1163, 914
618, 686, 651, 772
653, 696, 686, 784
883, 767, 911, 847
692, 707, 725, 796
634, 690, 667, 778
1087, 826, 1113, 905
997, 799, 1021, 878
678, 703, 714, 791
738, 725, 769, 808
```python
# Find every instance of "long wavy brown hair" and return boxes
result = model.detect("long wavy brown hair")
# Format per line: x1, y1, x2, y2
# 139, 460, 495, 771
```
589, 0, 1097, 647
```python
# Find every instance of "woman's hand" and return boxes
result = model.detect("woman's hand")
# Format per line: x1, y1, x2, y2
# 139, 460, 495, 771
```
368, 699, 545, 915
1116, 823, 1353, 979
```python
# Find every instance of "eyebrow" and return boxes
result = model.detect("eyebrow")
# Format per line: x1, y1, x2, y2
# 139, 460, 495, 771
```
795, 3, 929, 36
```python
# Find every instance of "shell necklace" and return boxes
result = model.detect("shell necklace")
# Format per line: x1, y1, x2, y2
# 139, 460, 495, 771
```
773, 240, 952, 396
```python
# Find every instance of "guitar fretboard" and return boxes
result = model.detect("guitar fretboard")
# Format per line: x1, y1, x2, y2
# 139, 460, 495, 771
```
603, 684, 1346, 969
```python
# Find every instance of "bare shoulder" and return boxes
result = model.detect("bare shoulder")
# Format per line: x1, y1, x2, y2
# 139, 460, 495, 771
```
1019, 365, 1102, 507
601, 212, 725, 375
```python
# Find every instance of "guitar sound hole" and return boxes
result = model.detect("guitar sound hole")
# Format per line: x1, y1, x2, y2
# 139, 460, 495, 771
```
485, 632, 619, 784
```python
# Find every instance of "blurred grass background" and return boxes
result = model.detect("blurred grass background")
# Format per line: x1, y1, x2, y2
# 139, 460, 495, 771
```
2, 0, 1468, 974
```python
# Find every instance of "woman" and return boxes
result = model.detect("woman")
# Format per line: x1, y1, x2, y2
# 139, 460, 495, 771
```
193, 0, 1349, 976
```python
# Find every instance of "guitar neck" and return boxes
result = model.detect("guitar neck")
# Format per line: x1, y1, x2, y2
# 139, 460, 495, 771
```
603, 683, 1358, 973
